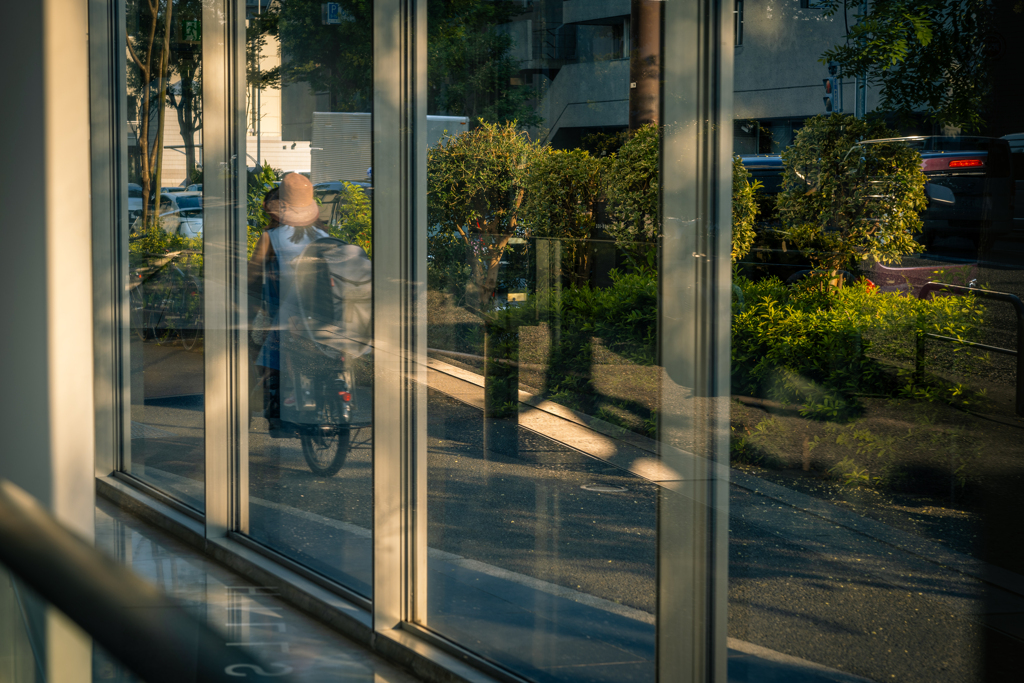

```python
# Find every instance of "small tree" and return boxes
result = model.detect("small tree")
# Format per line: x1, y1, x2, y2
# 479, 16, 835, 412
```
427, 120, 539, 313
521, 147, 608, 286
428, 120, 539, 451
732, 156, 761, 263
777, 114, 927, 280
604, 124, 659, 256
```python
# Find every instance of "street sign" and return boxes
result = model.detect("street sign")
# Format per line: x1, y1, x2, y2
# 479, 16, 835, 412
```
321, 3, 354, 24
322, 3, 341, 24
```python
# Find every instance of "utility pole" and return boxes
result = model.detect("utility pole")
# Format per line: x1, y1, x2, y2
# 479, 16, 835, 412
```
629, 0, 662, 129
256, 0, 262, 169
855, 0, 867, 119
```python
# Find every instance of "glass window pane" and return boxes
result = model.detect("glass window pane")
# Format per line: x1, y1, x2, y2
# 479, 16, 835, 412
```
731, 2, 1024, 681
124, 0, 205, 511
242, 0, 375, 597
421, 1, 660, 679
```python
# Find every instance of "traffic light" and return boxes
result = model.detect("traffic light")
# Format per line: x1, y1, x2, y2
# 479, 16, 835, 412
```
823, 76, 838, 113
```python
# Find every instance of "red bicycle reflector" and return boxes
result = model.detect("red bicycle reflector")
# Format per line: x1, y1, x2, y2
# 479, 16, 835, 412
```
948, 158, 984, 168
338, 391, 351, 401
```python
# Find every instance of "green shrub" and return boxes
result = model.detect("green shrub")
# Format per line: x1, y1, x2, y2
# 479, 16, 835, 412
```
732, 275, 986, 415
558, 268, 658, 366
521, 147, 608, 285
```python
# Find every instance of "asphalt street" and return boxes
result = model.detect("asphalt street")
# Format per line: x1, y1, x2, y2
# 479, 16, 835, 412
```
129, 369, 1024, 683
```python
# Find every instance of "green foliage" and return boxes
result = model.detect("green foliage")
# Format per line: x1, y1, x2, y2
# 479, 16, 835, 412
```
329, 182, 373, 258
829, 456, 873, 488
128, 224, 204, 285
604, 124, 660, 246
428, 0, 540, 126
427, 229, 473, 301
277, 0, 535, 122
558, 269, 659, 367
531, 269, 659, 437
731, 156, 761, 263
818, 0, 993, 132
277, 0, 373, 111
246, 162, 278, 259
427, 120, 540, 312
522, 147, 608, 285
732, 275, 986, 416
777, 114, 927, 278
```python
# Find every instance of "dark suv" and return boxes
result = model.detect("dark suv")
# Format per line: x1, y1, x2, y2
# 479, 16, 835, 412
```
862, 136, 1015, 250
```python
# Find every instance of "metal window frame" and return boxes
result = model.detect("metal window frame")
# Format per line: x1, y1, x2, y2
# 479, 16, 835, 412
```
203, 0, 249, 538
372, 0, 429, 632
89, 0, 129, 479
657, 0, 732, 681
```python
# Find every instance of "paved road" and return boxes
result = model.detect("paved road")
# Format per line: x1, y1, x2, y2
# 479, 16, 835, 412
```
129, 363, 1024, 683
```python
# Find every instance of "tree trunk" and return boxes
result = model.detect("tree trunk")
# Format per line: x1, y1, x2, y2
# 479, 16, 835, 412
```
483, 315, 519, 458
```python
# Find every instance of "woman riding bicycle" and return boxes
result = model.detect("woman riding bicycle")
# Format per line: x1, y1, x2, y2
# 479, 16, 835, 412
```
248, 173, 329, 432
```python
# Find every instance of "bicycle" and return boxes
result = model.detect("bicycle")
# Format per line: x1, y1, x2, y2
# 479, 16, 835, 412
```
127, 250, 203, 349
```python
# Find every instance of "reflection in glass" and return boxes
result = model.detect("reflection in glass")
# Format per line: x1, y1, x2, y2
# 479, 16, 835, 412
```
243, 0, 375, 596
423, 1, 657, 680
124, 0, 205, 510
730, 3, 1024, 681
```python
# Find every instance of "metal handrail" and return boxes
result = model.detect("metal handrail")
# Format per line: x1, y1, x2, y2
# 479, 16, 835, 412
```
916, 282, 1023, 417
0, 480, 284, 683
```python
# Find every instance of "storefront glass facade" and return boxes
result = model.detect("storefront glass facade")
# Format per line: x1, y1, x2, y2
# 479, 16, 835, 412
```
83, 0, 1024, 681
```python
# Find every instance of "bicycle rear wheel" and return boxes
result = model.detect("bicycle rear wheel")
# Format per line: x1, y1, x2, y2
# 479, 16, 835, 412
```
300, 396, 351, 476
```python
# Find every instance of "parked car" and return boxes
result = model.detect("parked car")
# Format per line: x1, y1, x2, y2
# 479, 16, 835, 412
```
313, 181, 372, 226
186, 183, 202, 192
128, 183, 143, 223
861, 136, 1015, 250
172, 191, 203, 237
130, 192, 203, 237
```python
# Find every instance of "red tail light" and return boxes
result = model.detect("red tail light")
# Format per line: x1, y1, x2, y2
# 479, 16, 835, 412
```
948, 158, 984, 168
338, 391, 351, 401
922, 157, 985, 171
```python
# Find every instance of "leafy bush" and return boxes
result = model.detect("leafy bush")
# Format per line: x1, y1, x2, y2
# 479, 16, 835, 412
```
732, 156, 761, 262
604, 123, 660, 245
558, 268, 658, 366
129, 223, 203, 270
329, 181, 373, 258
427, 120, 539, 313
246, 162, 278, 259
521, 147, 608, 285
732, 274, 986, 414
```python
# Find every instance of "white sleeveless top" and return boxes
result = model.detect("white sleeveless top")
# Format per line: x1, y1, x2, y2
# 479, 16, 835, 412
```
268, 224, 328, 325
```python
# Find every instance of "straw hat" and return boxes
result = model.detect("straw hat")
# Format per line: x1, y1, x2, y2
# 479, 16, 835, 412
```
267, 173, 319, 227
